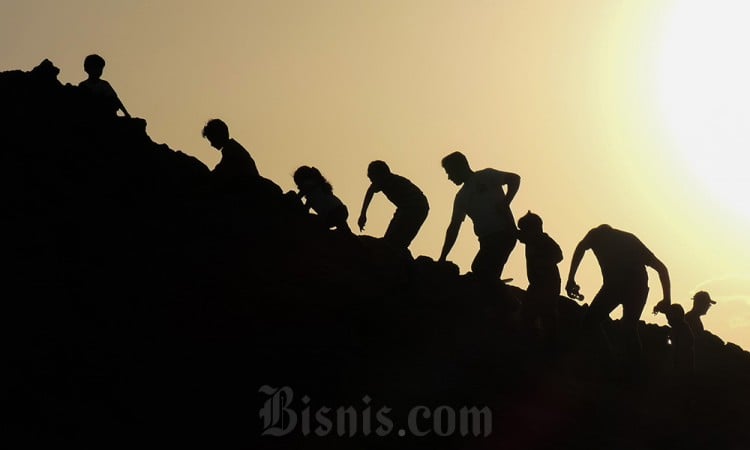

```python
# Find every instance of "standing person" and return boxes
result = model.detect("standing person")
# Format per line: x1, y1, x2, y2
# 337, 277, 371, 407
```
78, 54, 131, 117
201, 118, 260, 184
293, 166, 352, 234
437, 151, 520, 282
517, 211, 563, 348
684, 290, 716, 335
566, 224, 672, 366
357, 160, 429, 250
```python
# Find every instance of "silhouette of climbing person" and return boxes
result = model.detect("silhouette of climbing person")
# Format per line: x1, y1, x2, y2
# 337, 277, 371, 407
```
202, 118, 260, 187
566, 224, 671, 368
656, 303, 695, 373
293, 166, 352, 234
357, 160, 429, 250
438, 151, 520, 283
517, 211, 563, 349
78, 54, 130, 118
684, 290, 716, 335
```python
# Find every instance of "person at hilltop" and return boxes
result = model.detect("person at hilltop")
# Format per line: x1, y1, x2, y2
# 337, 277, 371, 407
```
357, 160, 429, 251
566, 224, 672, 368
517, 210, 563, 349
77, 54, 131, 118
293, 165, 353, 235
438, 151, 520, 283
684, 290, 716, 335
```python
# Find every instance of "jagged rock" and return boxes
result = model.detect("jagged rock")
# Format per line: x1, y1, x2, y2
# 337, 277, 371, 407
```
3, 60, 750, 449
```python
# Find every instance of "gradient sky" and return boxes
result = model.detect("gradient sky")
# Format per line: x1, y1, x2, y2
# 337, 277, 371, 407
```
3, 0, 749, 350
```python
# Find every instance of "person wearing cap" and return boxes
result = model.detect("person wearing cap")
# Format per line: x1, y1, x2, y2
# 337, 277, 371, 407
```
685, 290, 716, 335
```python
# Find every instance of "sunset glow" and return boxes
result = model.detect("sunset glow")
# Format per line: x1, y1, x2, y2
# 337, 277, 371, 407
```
656, 0, 750, 220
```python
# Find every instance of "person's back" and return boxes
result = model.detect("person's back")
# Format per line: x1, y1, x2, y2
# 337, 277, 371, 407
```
684, 309, 704, 335
525, 232, 563, 287
213, 138, 259, 181
585, 224, 653, 285
379, 173, 428, 208
294, 166, 352, 233
303, 183, 345, 220
358, 161, 429, 249
202, 119, 260, 188
665, 304, 695, 372
455, 168, 517, 238
518, 211, 563, 346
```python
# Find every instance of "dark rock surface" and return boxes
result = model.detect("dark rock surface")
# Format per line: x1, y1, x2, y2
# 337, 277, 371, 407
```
4, 60, 749, 450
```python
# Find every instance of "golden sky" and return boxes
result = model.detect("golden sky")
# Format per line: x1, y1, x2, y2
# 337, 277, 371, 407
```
3, 0, 749, 349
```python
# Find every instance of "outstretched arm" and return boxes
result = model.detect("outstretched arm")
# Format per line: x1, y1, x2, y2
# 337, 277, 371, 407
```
565, 235, 591, 299
438, 220, 461, 263
648, 255, 672, 314
358, 184, 377, 231
115, 95, 130, 118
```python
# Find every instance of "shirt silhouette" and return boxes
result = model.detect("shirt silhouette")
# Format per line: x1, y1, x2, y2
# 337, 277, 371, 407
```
201, 118, 260, 185
293, 166, 352, 234
438, 151, 520, 281
358, 160, 429, 250
566, 224, 671, 365
518, 211, 563, 347
78, 54, 130, 118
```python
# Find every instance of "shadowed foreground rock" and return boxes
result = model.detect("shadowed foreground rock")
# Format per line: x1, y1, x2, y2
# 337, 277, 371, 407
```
4, 60, 750, 450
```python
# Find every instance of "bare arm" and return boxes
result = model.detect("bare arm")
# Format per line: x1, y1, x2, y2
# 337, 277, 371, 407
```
438, 220, 462, 263
117, 99, 130, 117
503, 172, 521, 204
648, 255, 672, 314
565, 235, 591, 299
358, 184, 377, 231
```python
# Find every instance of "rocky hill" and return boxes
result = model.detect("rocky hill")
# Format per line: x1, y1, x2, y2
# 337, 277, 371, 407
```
4, 60, 750, 450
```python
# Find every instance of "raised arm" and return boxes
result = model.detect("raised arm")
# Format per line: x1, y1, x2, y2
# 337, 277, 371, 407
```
358, 184, 377, 231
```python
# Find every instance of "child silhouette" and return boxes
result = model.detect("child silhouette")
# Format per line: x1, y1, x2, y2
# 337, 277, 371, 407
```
78, 54, 130, 118
293, 166, 352, 234
517, 211, 563, 348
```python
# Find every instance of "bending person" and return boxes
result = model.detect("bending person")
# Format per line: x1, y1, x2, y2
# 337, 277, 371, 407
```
358, 160, 429, 250
566, 224, 671, 366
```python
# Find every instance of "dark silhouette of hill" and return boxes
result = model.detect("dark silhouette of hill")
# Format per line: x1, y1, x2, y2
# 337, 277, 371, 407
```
4, 60, 750, 450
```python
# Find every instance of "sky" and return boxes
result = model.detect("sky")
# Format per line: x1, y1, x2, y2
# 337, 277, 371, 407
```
3, 0, 750, 350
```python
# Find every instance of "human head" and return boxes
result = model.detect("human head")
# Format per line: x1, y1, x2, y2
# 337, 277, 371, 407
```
83, 54, 105, 79
692, 291, 716, 314
202, 118, 230, 150
293, 165, 331, 193
517, 210, 543, 244
367, 160, 391, 184
293, 165, 316, 187
665, 303, 686, 328
441, 151, 471, 185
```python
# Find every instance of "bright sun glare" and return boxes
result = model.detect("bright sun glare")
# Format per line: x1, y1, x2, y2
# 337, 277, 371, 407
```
656, 0, 750, 220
